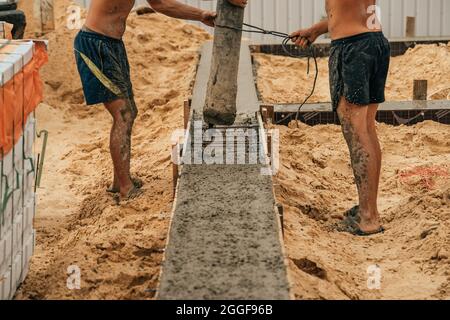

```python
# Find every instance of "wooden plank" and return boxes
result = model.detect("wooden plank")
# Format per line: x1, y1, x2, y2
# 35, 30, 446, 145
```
0, 22, 13, 40
34, 0, 55, 33
413, 80, 428, 101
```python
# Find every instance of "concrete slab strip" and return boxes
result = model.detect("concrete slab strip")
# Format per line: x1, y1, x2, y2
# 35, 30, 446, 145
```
157, 42, 291, 300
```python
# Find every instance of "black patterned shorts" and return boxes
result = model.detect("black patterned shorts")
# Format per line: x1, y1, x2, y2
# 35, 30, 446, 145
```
329, 32, 390, 111
74, 27, 133, 105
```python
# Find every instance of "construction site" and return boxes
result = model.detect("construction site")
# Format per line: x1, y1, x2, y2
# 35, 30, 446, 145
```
0, 0, 449, 302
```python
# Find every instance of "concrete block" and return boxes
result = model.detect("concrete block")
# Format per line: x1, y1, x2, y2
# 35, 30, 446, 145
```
13, 168, 23, 211
0, 228, 12, 276
24, 192, 35, 216
24, 115, 35, 156
1, 150, 13, 176
23, 200, 35, 235
0, 213, 11, 240
0, 237, 5, 271
13, 135, 24, 165
11, 251, 22, 290
12, 188, 23, 217
0, 232, 11, 275
24, 153, 35, 177
24, 176, 34, 205
20, 229, 34, 283
12, 213, 23, 258
0, 268, 12, 300
1, 153, 14, 237
0, 176, 14, 239
23, 158, 35, 204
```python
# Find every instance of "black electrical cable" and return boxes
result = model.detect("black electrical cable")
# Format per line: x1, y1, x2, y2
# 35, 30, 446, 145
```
215, 22, 318, 124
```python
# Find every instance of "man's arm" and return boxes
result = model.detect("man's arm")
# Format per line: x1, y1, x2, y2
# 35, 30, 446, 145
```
291, 19, 328, 48
147, 0, 216, 27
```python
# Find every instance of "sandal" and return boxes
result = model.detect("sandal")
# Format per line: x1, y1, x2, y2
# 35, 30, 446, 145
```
337, 214, 385, 237
107, 177, 144, 194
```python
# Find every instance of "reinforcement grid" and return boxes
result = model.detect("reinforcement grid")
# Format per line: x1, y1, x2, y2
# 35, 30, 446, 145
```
274, 109, 450, 126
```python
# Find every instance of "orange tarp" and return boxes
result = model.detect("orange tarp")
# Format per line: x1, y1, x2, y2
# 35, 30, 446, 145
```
0, 42, 47, 158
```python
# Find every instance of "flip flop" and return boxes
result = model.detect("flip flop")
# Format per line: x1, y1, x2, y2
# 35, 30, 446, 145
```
113, 185, 144, 204
337, 215, 385, 237
344, 205, 359, 218
107, 177, 144, 194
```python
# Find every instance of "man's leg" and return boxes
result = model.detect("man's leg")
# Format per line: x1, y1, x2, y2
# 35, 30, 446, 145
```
104, 98, 138, 198
367, 104, 382, 204
337, 98, 382, 233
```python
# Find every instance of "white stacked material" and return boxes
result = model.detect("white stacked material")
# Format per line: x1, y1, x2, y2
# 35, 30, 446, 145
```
0, 115, 36, 300
0, 39, 37, 300
0, 40, 34, 84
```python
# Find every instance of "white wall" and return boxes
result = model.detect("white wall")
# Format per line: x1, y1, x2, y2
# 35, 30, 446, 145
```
75, 0, 450, 41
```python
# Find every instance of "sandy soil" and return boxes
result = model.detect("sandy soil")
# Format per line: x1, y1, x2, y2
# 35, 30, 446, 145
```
275, 121, 449, 299
255, 48, 450, 298
18, 0, 72, 37
254, 43, 450, 103
15, 1, 210, 299
13, 0, 449, 300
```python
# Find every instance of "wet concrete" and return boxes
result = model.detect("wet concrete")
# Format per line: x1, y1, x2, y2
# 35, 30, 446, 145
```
158, 165, 290, 299
157, 42, 290, 300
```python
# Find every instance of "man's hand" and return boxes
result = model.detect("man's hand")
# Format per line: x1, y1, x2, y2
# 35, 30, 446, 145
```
290, 28, 319, 48
227, 0, 248, 8
200, 10, 217, 27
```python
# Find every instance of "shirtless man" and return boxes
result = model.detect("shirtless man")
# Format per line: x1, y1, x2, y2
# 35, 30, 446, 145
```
74, 0, 246, 201
291, 0, 390, 236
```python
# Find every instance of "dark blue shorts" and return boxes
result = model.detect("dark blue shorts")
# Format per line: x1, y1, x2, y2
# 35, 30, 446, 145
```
74, 28, 133, 105
329, 32, 391, 111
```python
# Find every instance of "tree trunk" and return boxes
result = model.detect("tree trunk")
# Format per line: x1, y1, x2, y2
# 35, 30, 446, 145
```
203, 0, 245, 126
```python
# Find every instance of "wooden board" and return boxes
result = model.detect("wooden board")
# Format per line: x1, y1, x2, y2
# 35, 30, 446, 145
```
34, 0, 55, 33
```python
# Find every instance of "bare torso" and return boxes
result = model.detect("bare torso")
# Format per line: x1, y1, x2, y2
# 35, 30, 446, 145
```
326, 0, 381, 40
85, 0, 135, 39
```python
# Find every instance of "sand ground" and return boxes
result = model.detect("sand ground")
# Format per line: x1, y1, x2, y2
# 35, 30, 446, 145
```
13, 0, 450, 300
255, 48, 450, 299
275, 121, 449, 299
16, 0, 210, 299
254, 43, 450, 103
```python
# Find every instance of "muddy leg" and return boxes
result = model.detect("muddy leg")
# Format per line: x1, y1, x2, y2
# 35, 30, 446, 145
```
104, 98, 138, 197
337, 98, 382, 233
367, 104, 382, 204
